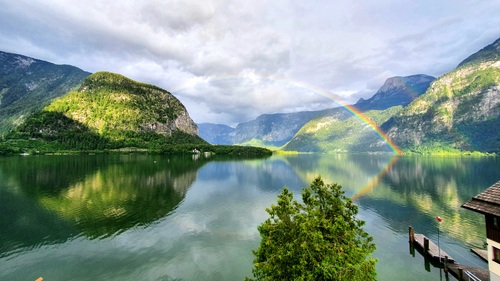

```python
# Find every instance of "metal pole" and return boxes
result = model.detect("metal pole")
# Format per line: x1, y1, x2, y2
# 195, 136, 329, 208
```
438, 224, 441, 264
438, 225, 442, 281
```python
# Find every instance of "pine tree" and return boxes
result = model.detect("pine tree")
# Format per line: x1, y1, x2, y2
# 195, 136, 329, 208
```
249, 176, 377, 281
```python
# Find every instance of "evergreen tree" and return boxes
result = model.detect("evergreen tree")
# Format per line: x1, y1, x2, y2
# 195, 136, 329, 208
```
249, 176, 376, 281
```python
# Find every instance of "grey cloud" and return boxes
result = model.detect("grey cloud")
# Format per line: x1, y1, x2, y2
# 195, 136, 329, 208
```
0, 0, 499, 126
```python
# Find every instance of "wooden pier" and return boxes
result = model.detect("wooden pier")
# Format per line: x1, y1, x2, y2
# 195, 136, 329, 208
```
447, 264, 490, 281
409, 226, 455, 263
409, 226, 490, 281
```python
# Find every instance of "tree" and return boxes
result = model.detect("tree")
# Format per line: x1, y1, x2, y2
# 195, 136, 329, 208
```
248, 176, 376, 281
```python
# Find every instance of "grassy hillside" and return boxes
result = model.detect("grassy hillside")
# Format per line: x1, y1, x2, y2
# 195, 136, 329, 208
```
384, 54, 500, 154
284, 106, 402, 153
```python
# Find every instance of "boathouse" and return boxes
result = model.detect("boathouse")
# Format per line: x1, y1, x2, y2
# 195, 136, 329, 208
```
463, 181, 500, 281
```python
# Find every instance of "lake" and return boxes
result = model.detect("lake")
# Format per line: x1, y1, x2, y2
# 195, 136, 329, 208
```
0, 154, 498, 280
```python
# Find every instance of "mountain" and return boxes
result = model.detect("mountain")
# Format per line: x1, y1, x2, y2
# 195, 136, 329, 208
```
199, 111, 322, 146
47, 71, 199, 138
354, 75, 436, 111
199, 74, 433, 150
281, 74, 434, 153
283, 106, 403, 153
231, 111, 323, 146
457, 38, 500, 67
9, 71, 205, 151
384, 37, 500, 153
0, 51, 90, 134
198, 123, 235, 145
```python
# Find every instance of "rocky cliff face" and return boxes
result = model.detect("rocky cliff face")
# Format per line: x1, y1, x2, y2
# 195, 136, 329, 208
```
354, 74, 435, 111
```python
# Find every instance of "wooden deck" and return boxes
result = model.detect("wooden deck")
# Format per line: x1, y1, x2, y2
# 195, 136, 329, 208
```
409, 226, 490, 280
447, 263, 490, 281
412, 233, 455, 263
471, 248, 488, 262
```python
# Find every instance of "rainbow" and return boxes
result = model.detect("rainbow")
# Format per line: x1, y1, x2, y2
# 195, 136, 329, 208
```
172, 74, 403, 155
351, 155, 400, 201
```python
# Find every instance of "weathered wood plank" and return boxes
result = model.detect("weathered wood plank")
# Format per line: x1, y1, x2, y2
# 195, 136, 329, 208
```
447, 263, 490, 281
413, 233, 455, 263
471, 248, 488, 262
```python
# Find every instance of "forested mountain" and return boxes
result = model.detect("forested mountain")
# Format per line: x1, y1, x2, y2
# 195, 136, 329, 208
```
47, 71, 199, 138
384, 38, 500, 153
0, 51, 90, 134
6, 72, 206, 152
282, 106, 402, 153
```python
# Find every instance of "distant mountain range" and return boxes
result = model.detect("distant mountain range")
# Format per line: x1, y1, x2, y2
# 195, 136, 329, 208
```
1, 36, 499, 154
200, 74, 436, 151
199, 110, 322, 146
200, 37, 500, 154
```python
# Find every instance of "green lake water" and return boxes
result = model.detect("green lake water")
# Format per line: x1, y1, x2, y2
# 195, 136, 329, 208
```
0, 154, 498, 280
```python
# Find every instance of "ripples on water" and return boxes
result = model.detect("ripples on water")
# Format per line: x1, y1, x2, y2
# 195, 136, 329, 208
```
0, 154, 497, 280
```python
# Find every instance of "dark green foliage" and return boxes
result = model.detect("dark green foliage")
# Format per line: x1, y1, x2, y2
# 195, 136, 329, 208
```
6, 111, 115, 151
249, 176, 376, 281
1, 110, 272, 157
0, 51, 90, 134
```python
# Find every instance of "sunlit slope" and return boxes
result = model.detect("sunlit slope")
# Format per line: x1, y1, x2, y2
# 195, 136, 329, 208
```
9, 72, 206, 151
46, 72, 199, 140
284, 106, 402, 153
384, 38, 500, 154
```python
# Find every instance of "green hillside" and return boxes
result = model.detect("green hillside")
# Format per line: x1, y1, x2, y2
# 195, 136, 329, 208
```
284, 106, 402, 153
384, 38, 500, 154
45, 71, 199, 141
1, 72, 272, 157
0, 51, 90, 134
2, 72, 206, 153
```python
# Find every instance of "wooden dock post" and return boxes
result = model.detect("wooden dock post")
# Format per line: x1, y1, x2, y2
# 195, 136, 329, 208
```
409, 226, 415, 243
458, 267, 463, 280
444, 256, 449, 272
424, 237, 430, 253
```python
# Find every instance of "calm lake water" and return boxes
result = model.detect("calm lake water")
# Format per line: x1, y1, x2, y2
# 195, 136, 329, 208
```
1, 154, 498, 280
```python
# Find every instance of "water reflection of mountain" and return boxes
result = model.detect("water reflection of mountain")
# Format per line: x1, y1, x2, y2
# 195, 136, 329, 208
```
282, 154, 500, 248
0, 155, 204, 256
282, 154, 396, 196
356, 156, 500, 248
198, 157, 308, 192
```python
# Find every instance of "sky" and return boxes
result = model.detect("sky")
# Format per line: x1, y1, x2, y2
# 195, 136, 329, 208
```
0, 0, 499, 126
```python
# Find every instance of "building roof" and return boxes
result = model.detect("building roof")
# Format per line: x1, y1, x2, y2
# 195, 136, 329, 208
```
462, 181, 500, 217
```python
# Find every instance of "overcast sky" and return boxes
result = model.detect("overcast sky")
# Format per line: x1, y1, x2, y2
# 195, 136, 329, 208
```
0, 0, 499, 126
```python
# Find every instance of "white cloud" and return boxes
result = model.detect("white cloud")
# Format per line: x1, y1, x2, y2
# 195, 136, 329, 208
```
0, 0, 499, 125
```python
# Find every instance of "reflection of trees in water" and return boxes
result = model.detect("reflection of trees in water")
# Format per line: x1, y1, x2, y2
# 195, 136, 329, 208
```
357, 156, 500, 248
281, 154, 395, 194
281, 154, 500, 248
0, 155, 204, 255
